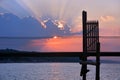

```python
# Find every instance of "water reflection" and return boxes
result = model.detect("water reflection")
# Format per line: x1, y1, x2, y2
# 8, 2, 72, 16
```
49, 63, 62, 80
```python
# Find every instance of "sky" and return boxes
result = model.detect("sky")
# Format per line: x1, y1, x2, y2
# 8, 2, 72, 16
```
0, 0, 120, 51
0, 0, 120, 36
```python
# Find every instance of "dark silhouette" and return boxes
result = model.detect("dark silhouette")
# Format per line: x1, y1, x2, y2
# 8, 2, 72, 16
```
79, 11, 100, 80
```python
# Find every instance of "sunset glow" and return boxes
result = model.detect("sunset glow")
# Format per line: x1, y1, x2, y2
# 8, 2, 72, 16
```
45, 37, 82, 52
53, 36, 58, 39
28, 37, 82, 52
0, 0, 120, 52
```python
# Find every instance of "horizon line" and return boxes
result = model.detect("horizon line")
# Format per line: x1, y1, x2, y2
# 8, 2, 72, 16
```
0, 35, 120, 39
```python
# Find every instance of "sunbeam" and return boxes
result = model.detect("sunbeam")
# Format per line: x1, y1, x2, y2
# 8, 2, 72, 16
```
0, 0, 83, 32
0, 0, 119, 34
16, 0, 82, 32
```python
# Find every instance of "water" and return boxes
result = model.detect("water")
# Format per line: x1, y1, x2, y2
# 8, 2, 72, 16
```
0, 62, 120, 80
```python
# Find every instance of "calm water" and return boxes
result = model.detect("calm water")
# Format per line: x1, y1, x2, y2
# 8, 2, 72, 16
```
0, 62, 120, 80
0, 37, 120, 80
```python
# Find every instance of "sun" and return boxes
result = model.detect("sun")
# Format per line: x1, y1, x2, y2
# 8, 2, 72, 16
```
53, 36, 58, 39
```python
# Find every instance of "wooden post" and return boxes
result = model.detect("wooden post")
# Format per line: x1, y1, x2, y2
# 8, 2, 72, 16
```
82, 10, 87, 80
81, 10, 100, 80
96, 42, 100, 80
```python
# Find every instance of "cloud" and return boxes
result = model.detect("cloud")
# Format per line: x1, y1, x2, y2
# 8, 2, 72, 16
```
100, 16, 115, 22
0, 0, 83, 33
0, 13, 80, 37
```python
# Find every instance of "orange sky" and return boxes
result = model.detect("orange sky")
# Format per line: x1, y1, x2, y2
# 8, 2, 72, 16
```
26, 36, 120, 52
29, 36, 82, 52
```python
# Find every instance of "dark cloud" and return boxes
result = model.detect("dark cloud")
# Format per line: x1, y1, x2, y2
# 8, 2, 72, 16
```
0, 13, 81, 37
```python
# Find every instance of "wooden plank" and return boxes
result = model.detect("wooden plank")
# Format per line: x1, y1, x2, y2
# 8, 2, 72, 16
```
0, 52, 120, 57
0, 52, 120, 63
79, 60, 96, 65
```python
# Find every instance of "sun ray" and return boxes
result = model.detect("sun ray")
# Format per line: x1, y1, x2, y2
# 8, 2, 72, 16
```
0, 0, 83, 32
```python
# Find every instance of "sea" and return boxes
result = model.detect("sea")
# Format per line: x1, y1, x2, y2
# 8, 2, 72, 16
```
0, 36, 120, 80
